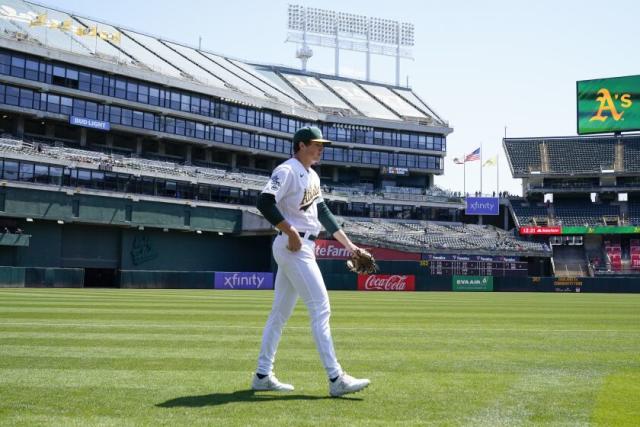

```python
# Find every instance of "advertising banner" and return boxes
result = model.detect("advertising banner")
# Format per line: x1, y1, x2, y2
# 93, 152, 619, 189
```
465, 197, 499, 215
315, 240, 420, 261
577, 75, 640, 134
452, 275, 493, 291
519, 226, 562, 235
562, 226, 640, 235
553, 277, 582, 293
214, 272, 273, 290
357, 274, 415, 291
69, 116, 111, 131
423, 254, 520, 262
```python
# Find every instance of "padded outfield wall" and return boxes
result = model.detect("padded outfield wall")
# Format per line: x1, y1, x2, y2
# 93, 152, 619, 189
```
316, 260, 640, 293
0, 222, 271, 270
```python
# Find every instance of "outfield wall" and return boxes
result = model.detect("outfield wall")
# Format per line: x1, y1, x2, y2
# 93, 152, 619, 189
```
1, 265, 639, 292
0, 267, 83, 287
0, 221, 272, 272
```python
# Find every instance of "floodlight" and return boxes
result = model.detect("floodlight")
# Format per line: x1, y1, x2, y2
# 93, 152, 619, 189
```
287, 4, 414, 84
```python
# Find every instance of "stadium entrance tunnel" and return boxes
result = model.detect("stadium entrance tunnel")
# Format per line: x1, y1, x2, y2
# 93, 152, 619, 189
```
84, 268, 119, 288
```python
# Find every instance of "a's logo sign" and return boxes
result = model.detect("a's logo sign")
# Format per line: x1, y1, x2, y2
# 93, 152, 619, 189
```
131, 235, 158, 266
589, 88, 632, 122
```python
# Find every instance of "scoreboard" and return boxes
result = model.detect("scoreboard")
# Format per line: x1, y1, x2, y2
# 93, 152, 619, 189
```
421, 254, 527, 277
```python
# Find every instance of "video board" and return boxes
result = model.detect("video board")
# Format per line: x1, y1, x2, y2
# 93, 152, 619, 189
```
577, 75, 640, 134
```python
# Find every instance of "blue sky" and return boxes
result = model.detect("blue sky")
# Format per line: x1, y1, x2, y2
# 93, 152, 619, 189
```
39, 0, 640, 195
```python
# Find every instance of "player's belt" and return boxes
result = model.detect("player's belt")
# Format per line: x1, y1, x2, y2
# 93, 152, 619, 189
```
278, 231, 317, 241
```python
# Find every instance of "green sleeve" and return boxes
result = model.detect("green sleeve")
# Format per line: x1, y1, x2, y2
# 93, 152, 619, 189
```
317, 201, 340, 235
256, 193, 285, 226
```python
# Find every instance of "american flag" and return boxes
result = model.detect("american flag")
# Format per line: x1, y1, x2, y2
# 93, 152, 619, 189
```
464, 147, 481, 162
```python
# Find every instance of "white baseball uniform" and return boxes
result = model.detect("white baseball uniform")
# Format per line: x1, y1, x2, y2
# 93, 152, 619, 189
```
256, 158, 343, 379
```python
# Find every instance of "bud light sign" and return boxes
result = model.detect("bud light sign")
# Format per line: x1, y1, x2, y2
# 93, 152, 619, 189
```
214, 272, 273, 290
357, 274, 415, 291
465, 197, 499, 215
69, 116, 111, 131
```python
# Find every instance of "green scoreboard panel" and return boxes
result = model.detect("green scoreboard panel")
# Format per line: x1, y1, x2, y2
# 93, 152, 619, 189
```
577, 75, 640, 135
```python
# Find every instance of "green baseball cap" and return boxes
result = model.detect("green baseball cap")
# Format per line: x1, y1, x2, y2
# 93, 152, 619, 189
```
293, 126, 332, 145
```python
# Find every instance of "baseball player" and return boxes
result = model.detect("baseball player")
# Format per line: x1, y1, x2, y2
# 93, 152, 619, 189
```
252, 126, 370, 397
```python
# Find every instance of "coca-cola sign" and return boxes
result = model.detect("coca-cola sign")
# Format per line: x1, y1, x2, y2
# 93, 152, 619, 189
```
357, 274, 415, 291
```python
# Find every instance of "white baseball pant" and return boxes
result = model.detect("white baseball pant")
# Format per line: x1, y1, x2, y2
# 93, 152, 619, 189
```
256, 234, 343, 379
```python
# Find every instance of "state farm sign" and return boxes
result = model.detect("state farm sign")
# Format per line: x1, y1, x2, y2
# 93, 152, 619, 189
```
315, 240, 420, 261
357, 274, 415, 291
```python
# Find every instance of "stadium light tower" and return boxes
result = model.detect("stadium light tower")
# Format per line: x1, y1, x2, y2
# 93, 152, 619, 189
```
287, 5, 414, 85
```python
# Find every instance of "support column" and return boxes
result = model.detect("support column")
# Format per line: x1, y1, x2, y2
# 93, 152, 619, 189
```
45, 122, 55, 138
230, 153, 237, 170
503, 204, 509, 230
185, 145, 192, 164
332, 167, 339, 183
106, 134, 114, 148
79, 128, 87, 147
205, 148, 212, 163
16, 116, 25, 138
248, 156, 255, 169
136, 137, 143, 155
158, 140, 166, 155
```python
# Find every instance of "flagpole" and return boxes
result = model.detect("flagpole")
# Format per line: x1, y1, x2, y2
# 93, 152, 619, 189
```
463, 156, 466, 196
497, 153, 500, 196
480, 143, 483, 196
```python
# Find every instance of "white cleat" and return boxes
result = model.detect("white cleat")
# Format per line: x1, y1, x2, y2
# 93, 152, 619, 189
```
329, 372, 370, 397
251, 374, 295, 392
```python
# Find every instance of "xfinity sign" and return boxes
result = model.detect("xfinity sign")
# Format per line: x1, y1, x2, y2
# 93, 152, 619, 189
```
465, 197, 499, 216
214, 272, 273, 290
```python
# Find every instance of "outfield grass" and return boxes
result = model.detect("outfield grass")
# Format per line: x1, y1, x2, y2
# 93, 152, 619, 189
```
0, 289, 639, 426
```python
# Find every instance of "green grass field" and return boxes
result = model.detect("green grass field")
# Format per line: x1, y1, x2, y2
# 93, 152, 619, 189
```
0, 289, 639, 426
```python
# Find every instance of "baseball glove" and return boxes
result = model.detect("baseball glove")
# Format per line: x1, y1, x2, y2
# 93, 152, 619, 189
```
346, 248, 379, 274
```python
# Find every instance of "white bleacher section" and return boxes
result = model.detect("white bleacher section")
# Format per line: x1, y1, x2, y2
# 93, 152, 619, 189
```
329, 184, 462, 205
0, 136, 462, 206
338, 217, 550, 256
0, 136, 272, 191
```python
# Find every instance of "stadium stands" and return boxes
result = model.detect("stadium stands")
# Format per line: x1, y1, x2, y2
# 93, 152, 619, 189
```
627, 202, 640, 225
622, 137, 640, 172
509, 198, 549, 226
604, 240, 623, 272
504, 135, 640, 177
546, 139, 615, 173
0, 136, 467, 214
503, 139, 541, 174
631, 239, 640, 271
553, 201, 620, 227
552, 245, 588, 277
338, 217, 550, 256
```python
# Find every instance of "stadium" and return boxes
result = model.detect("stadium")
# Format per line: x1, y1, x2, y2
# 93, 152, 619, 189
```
0, 1, 638, 425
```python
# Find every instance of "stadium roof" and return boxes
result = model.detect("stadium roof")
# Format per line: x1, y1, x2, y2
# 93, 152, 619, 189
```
0, 0, 450, 131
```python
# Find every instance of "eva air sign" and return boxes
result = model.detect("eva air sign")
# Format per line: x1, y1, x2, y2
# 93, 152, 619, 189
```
452, 276, 493, 292
577, 75, 639, 134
